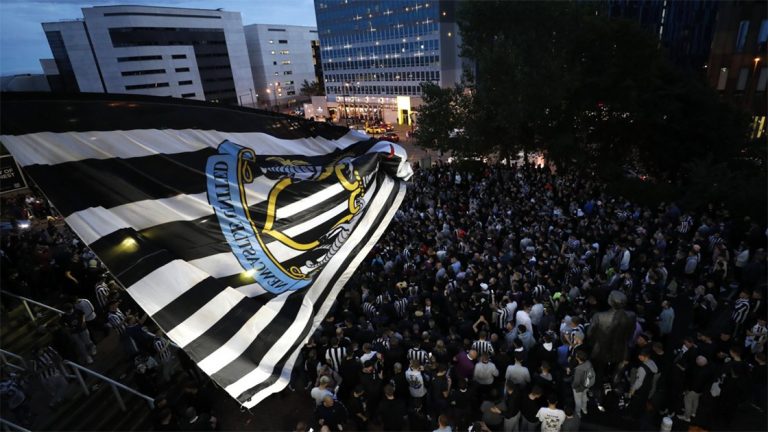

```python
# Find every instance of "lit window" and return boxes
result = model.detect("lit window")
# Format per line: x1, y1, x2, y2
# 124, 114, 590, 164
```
735, 21, 749, 52
269, 39, 274, 44
758, 19, 768, 44
717, 67, 728, 90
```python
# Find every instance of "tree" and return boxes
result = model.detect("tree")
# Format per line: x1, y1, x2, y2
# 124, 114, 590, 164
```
415, 82, 476, 155
457, 1, 587, 160
455, 1, 751, 183
300, 80, 325, 97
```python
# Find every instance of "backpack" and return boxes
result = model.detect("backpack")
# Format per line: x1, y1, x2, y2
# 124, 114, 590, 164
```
583, 366, 596, 389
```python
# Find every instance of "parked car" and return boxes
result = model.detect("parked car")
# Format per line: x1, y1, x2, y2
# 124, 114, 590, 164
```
365, 125, 385, 134
382, 132, 400, 142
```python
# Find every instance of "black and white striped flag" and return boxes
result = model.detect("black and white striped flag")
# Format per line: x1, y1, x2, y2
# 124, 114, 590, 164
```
0, 93, 412, 407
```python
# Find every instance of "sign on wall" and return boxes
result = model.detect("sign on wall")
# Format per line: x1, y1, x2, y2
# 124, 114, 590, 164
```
0, 154, 27, 194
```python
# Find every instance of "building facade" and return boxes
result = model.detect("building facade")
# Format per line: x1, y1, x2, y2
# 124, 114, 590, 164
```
314, 0, 463, 125
244, 24, 320, 110
603, 0, 721, 73
706, 1, 766, 139
41, 5, 254, 105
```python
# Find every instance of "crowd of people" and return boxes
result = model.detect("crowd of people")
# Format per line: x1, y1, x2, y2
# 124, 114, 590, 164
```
1, 159, 766, 432
296, 161, 767, 432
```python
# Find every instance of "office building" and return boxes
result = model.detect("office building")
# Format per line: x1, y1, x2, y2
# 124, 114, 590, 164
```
314, 0, 464, 125
706, 1, 767, 139
603, 0, 720, 73
244, 24, 320, 109
41, 5, 254, 105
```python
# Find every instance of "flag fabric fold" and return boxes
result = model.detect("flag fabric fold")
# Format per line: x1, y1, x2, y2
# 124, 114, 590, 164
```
0, 93, 411, 407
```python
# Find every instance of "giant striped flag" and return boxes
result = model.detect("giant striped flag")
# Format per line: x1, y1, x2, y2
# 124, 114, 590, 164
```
0, 93, 412, 407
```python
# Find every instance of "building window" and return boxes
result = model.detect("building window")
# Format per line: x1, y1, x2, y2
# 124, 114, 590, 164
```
121, 69, 165, 76
125, 82, 169, 90
268, 28, 287, 32
736, 68, 749, 91
281, 60, 291, 65
284, 70, 293, 75
736, 20, 749, 52
279, 50, 290, 55
717, 67, 728, 90
171, 54, 187, 59
278, 39, 288, 44
287, 90, 296, 95
269, 40, 274, 44
181, 93, 196, 98
179, 80, 193, 86
117, 55, 162, 62
270, 50, 276, 55
175, 67, 190, 72
103, 12, 221, 19
759, 19, 768, 48
757, 67, 768, 92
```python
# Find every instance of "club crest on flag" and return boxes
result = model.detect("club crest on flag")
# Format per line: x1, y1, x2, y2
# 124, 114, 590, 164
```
206, 140, 369, 294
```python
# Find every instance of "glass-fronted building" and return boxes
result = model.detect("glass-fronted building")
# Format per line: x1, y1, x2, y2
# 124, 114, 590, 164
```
314, 0, 463, 125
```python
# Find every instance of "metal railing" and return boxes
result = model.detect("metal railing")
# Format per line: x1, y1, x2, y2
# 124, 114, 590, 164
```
0, 290, 64, 323
0, 348, 153, 412
63, 360, 154, 411
0, 349, 27, 372
0, 417, 31, 432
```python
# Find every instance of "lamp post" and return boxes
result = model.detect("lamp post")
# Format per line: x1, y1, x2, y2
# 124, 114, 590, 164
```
343, 82, 350, 126
267, 83, 278, 112
275, 82, 282, 111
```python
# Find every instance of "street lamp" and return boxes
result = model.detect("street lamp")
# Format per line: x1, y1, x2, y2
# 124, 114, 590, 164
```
267, 84, 278, 112
343, 82, 351, 126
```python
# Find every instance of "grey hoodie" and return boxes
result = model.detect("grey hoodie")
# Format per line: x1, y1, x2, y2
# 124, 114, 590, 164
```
631, 359, 658, 393
572, 360, 593, 392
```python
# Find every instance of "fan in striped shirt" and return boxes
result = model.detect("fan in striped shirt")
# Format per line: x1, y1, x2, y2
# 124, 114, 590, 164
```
471, 331, 495, 357
407, 342, 432, 366
373, 332, 391, 352
106, 301, 137, 357
94, 279, 113, 313
32, 346, 68, 407
731, 291, 752, 333
362, 302, 378, 318
708, 233, 724, 251
393, 297, 409, 318
494, 305, 509, 331
325, 338, 346, 372
153, 331, 174, 383
677, 214, 693, 234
